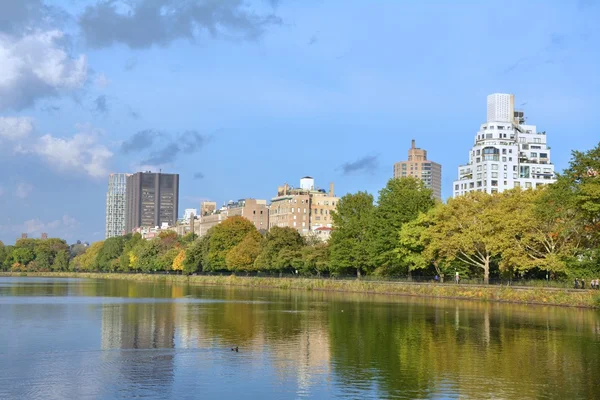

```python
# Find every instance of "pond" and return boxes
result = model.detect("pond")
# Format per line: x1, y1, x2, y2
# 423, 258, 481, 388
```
0, 277, 599, 399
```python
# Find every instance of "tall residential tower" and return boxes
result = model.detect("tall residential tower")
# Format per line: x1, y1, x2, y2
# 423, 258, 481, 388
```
393, 140, 442, 201
125, 172, 179, 232
105, 173, 130, 238
453, 93, 556, 197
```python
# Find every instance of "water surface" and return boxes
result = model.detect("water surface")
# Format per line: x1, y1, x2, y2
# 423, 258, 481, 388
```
0, 277, 599, 399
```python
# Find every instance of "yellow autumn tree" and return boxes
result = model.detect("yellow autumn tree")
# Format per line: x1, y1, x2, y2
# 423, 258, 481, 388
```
172, 250, 185, 272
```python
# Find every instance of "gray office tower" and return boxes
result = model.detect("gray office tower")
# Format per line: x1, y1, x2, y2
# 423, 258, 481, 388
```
125, 172, 179, 233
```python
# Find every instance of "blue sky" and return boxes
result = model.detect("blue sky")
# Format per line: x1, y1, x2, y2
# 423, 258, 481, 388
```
0, 0, 599, 244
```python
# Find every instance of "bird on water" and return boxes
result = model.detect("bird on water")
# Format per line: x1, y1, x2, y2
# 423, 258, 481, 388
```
231, 346, 238, 352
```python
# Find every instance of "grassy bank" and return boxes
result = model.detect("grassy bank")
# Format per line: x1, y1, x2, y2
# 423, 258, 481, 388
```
3, 272, 600, 308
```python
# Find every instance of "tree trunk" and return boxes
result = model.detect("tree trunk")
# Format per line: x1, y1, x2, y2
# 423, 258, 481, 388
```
356, 267, 361, 278
484, 256, 490, 285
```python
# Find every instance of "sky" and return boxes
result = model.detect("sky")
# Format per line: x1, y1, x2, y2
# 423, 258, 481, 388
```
0, 0, 599, 244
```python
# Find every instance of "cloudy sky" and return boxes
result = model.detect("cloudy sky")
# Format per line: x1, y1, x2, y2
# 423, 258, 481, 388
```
0, 0, 599, 244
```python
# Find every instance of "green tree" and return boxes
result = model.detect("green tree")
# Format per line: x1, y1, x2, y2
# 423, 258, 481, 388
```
500, 188, 585, 276
207, 216, 259, 271
397, 208, 450, 280
184, 233, 211, 274
555, 142, 600, 245
119, 233, 142, 272
158, 246, 180, 271
97, 236, 125, 271
275, 248, 304, 271
425, 192, 506, 284
226, 231, 262, 272
0, 241, 6, 268
70, 243, 88, 258
254, 226, 305, 272
301, 243, 329, 276
135, 240, 160, 272
77, 241, 104, 271
180, 232, 198, 245
53, 250, 70, 271
11, 247, 35, 266
370, 177, 436, 275
329, 191, 375, 277
2, 246, 14, 271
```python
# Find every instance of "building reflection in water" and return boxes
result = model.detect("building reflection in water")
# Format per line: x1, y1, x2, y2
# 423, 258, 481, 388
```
101, 301, 176, 395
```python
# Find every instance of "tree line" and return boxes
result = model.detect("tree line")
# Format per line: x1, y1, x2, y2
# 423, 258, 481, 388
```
1, 142, 598, 283
328, 142, 600, 282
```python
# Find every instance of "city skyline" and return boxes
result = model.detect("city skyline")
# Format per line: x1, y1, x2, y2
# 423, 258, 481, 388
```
1, 1, 599, 243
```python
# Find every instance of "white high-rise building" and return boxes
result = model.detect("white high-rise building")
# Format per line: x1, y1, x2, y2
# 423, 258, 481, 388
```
453, 93, 556, 197
105, 173, 131, 238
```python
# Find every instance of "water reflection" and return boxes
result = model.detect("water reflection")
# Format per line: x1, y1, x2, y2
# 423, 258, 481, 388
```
0, 277, 599, 399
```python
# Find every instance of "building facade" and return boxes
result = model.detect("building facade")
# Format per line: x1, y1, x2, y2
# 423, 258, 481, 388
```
393, 140, 442, 201
226, 199, 269, 232
194, 199, 269, 237
125, 172, 179, 232
105, 173, 131, 238
269, 177, 338, 236
453, 93, 556, 197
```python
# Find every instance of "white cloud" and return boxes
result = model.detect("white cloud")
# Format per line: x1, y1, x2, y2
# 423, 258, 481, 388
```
15, 123, 113, 179
0, 215, 80, 238
0, 30, 88, 110
23, 215, 79, 235
0, 116, 33, 140
15, 182, 33, 199
94, 73, 111, 88
33, 133, 113, 178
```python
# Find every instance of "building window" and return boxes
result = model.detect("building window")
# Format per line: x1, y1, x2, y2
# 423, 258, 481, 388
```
483, 147, 500, 161
491, 180, 498, 187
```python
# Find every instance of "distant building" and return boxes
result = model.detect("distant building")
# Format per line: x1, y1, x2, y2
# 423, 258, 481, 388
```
194, 199, 269, 237
20, 233, 27, 239
197, 204, 229, 236
269, 177, 339, 235
125, 172, 179, 232
183, 208, 197, 222
311, 226, 332, 242
200, 201, 217, 216
41, 232, 48, 240
226, 199, 269, 232
453, 93, 556, 196
393, 140, 442, 201
105, 173, 131, 239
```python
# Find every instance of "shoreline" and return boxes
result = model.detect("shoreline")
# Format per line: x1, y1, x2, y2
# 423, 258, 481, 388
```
2, 272, 599, 309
